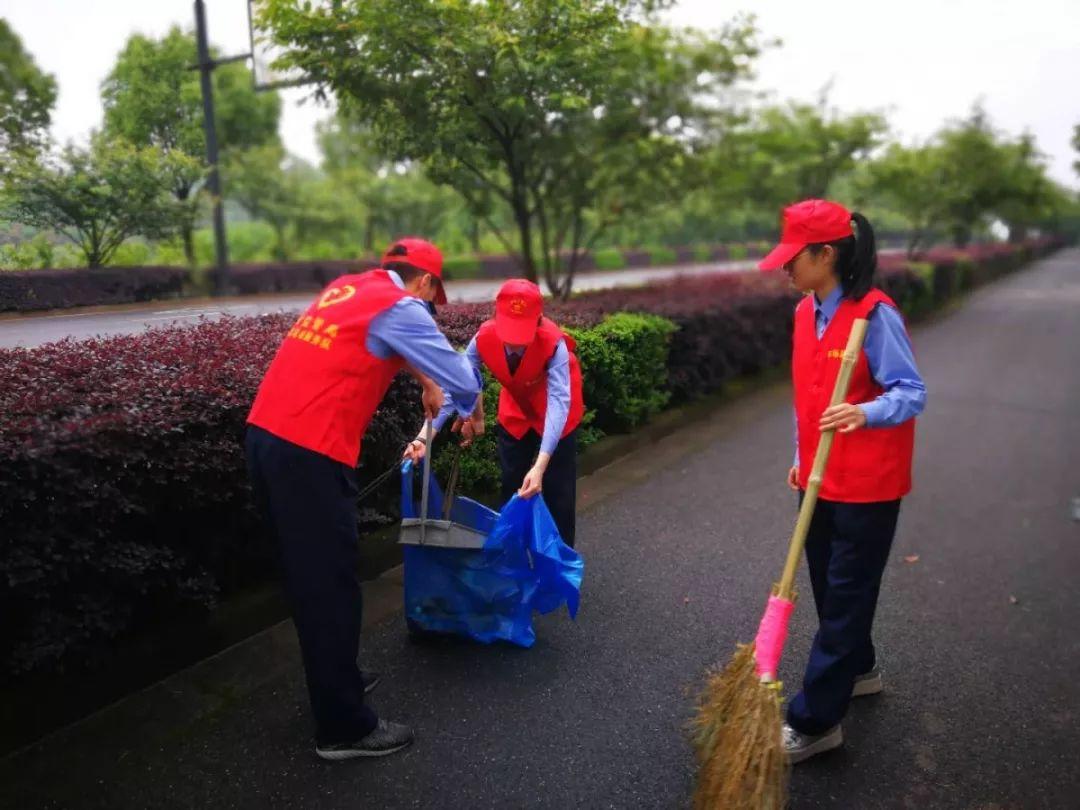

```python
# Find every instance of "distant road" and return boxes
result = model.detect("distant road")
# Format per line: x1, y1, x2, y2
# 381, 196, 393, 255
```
0, 259, 759, 349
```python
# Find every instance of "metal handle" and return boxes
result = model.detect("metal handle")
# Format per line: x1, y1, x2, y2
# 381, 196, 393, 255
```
419, 418, 433, 545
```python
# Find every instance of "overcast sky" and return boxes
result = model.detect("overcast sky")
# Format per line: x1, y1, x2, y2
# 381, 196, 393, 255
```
3, 0, 1078, 188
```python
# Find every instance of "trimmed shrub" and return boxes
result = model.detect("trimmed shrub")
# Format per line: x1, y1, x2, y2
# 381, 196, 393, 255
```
0, 266, 187, 313
647, 246, 678, 266
569, 313, 676, 433
593, 248, 627, 271
442, 255, 482, 280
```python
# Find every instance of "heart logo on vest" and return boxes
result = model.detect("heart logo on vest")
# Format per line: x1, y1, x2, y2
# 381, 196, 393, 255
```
317, 285, 356, 309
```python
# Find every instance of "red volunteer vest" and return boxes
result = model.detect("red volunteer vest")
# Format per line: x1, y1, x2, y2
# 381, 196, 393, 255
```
247, 270, 407, 466
475, 317, 585, 440
793, 288, 915, 502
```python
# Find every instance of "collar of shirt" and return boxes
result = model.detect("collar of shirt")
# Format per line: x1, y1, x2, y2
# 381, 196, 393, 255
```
385, 269, 404, 289
813, 285, 844, 328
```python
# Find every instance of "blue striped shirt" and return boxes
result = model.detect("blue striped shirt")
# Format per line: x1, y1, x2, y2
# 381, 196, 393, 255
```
434, 335, 572, 455
794, 286, 927, 465
366, 271, 482, 420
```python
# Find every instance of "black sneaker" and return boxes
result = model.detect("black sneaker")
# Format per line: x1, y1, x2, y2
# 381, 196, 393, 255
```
315, 720, 415, 761
361, 670, 382, 695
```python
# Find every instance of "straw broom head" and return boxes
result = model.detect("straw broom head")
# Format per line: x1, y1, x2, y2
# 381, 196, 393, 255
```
691, 644, 787, 810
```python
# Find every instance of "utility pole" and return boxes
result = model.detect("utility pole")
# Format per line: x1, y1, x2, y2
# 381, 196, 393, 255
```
192, 0, 250, 295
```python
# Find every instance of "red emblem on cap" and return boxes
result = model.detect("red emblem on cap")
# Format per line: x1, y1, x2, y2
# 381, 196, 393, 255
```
509, 297, 527, 315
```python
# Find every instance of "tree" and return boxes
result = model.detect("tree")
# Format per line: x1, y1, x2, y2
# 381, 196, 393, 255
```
707, 92, 887, 213
224, 144, 298, 260
993, 133, 1058, 242
2, 136, 197, 268
0, 19, 58, 167
257, 0, 765, 296
101, 26, 282, 264
865, 143, 946, 256
317, 113, 468, 254
1072, 123, 1079, 178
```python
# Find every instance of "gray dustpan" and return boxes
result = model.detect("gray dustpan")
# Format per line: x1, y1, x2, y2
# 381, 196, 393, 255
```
398, 419, 488, 550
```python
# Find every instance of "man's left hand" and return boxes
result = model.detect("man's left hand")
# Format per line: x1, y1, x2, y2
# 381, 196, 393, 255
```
819, 403, 867, 433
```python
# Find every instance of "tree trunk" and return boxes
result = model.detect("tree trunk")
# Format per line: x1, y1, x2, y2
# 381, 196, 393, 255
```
182, 225, 196, 267
470, 218, 481, 253
510, 196, 538, 283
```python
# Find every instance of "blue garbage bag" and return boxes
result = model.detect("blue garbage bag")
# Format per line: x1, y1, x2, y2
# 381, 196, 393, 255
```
400, 460, 584, 647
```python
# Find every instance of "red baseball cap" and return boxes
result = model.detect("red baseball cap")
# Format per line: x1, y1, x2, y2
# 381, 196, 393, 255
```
494, 279, 543, 345
381, 237, 447, 304
758, 199, 854, 271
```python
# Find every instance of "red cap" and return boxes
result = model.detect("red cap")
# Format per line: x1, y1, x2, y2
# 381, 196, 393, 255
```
381, 237, 447, 304
758, 199, 854, 271
494, 279, 543, 345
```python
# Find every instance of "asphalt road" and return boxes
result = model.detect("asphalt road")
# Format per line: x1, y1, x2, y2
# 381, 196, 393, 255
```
3, 249, 1077, 809
0, 259, 760, 349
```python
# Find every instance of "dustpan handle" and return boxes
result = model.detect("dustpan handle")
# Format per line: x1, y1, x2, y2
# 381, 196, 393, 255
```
418, 418, 433, 545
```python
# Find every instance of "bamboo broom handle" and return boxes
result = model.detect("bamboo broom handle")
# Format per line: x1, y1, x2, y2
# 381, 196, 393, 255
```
775, 317, 869, 600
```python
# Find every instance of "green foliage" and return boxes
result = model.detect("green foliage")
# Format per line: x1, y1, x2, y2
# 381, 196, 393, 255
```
1073, 123, 1079, 178
258, 0, 766, 296
443, 255, 482, 280
432, 371, 504, 497
728, 244, 748, 260
647, 246, 677, 265
0, 19, 57, 164
3, 136, 199, 268
108, 240, 155, 267
705, 93, 887, 213
568, 313, 676, 433
0, 233, 56, 270
101, 25, 281, 263
692, 244, 712, 262
593, 247, 627, 270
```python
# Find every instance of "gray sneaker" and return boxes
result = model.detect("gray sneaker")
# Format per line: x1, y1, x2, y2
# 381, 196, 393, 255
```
852, 666, 883, 698
315, 720, 415, 761
782, 723, 843, 765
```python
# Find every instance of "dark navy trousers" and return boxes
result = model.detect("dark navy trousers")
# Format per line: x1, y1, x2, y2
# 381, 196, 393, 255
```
245, 425, 378, 745
786, 496, 901, 735
497, 426, 577, 548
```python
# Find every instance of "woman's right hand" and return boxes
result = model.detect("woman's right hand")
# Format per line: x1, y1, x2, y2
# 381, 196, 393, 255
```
787, 466, 800, 491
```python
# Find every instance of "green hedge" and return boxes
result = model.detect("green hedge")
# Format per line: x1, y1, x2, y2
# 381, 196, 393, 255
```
646, 246, 678, 266
442, 255, 483, 280
569, 313, 676, 433
593, 247, 627, 271
431, 312, 676, 497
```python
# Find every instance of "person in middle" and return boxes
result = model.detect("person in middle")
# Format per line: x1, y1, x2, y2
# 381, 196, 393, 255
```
407, 279, 584, 547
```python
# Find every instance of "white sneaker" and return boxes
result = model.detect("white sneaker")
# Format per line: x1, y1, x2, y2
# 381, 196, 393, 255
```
782, 723, 843, 765
852, 666, 883, 698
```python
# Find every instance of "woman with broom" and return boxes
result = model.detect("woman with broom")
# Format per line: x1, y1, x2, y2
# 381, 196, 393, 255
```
759, 199, 928, 764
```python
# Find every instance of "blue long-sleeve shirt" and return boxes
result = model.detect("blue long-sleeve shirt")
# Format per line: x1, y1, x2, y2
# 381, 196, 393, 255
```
793, 286, 927, 466
434, 335, 572, 455
366, 271, 482, 420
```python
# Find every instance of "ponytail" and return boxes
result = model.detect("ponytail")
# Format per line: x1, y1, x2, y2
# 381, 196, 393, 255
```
806, 211, 878, 300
